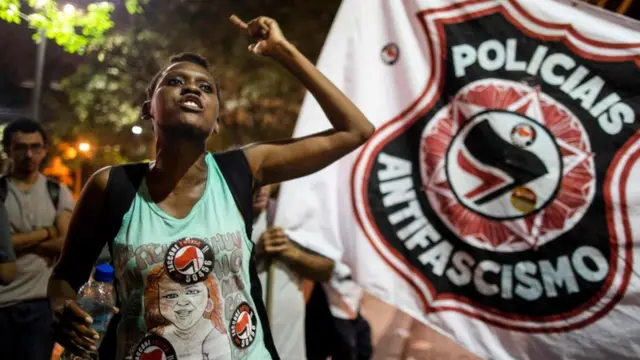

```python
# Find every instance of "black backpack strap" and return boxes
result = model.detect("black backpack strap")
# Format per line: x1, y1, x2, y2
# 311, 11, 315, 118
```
212, 150, 256, 239
0, 176, 6, 203
104, 162, 149, 256
99, 162, 148, 360
212, 150, 280, 360
45, 178, 61, 210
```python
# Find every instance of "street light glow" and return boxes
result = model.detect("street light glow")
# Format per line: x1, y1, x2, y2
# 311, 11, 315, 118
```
78, 142, 90, 152
63, 147, 77, 160
132, 125, 142, 135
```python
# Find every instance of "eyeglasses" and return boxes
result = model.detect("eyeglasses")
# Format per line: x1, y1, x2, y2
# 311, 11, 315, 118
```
12, 143, 45, 155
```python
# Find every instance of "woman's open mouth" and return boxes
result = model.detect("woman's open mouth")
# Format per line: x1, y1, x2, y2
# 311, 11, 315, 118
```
179, 95, 204, 112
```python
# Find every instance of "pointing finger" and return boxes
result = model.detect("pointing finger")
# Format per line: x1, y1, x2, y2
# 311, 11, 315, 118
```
257, 17, 271, 31
256, 18, 270, 34
229, 15, 248, 30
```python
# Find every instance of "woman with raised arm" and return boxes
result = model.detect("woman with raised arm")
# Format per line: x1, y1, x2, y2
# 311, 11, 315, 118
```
48, 15, 374, 360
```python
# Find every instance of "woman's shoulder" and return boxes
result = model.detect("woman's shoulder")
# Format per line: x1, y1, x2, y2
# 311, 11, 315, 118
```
84, 166, 113, 193
208, 150, 253, 180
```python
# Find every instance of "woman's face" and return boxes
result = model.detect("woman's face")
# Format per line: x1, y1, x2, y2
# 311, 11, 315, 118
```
150, 61, 219, 137
158, 280, 209, 330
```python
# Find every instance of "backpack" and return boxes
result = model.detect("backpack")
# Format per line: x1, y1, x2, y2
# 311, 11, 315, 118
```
99, 150, 279, 360
0, 174, 61, 209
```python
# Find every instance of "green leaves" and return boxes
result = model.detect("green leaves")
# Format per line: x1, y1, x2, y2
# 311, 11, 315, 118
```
0, 0, 144, 53
0, 0, 20, 23
125, 0, 144, 14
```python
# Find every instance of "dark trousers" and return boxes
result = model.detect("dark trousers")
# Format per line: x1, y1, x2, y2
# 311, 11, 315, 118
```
0, 299, 55, 360
332, 315, 373, 360
306, 284, 373, 360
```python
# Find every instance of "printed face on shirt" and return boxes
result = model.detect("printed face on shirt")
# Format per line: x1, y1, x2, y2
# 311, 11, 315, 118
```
158, 279, 209, 330
144, 263, 226, 336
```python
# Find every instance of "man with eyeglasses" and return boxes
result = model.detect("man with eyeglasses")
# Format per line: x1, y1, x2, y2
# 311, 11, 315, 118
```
0, 117, 74, 360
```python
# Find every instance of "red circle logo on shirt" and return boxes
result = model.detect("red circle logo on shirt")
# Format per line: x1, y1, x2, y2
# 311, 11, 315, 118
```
132, 334, 177, 360
164, 238, 214, 284
229, 302, 257, 349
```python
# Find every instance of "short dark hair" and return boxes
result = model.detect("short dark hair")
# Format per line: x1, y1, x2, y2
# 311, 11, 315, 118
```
146, 52, 218, 100
2, 117, 48, 150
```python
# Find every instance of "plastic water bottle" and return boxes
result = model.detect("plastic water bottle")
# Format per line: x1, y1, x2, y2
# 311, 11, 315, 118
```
60, 263, 117, 360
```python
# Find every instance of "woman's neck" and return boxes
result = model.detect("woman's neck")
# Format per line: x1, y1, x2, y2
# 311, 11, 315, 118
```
148, 134, 208, 199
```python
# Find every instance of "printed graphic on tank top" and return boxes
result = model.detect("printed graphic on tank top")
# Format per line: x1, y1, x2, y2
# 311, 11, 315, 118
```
110, 153, 272, 360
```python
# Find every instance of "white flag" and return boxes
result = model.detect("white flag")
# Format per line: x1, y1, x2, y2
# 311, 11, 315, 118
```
275, 0, 640, 359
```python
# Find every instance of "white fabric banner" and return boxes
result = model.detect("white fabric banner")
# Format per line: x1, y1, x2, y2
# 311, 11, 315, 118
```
275, 0, 640, 359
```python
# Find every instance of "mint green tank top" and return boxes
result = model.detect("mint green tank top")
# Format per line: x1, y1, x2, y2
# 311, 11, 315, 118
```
110, 152, 273, 360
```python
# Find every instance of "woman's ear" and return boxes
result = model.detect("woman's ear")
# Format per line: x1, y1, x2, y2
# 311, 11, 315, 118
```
141, 101, 152, 120
206, 299, 214, 312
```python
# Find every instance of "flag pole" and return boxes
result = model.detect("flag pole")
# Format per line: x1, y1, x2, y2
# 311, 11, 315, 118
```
265, 198, 277, 320
266, 262, 275, 320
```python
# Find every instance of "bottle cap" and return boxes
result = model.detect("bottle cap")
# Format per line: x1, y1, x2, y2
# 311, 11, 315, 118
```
94, 263, 115, 283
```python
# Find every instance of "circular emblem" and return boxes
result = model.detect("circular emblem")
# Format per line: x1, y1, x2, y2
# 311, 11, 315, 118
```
510, 123, 536, 148
381, 43, 400, 65
352, 5, 634, 334
444, 109, 561, 221
132, 334, 177, 360
229, 302, 257, 349
420, 79, 596, 252
164, 238, 214, 284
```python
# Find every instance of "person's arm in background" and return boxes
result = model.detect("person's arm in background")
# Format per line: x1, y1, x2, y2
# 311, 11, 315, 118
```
0, 203, 17, 285
256, 226, 335, 282
35, 185, 75, 256
11, 228, 50, 254
35, 211, 71, 255
283, 244, 335, 282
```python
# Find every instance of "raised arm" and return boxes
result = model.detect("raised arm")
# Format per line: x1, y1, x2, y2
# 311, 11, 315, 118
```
230, 15, 375, 185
